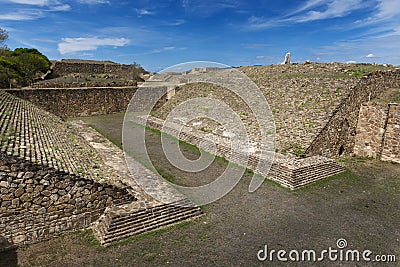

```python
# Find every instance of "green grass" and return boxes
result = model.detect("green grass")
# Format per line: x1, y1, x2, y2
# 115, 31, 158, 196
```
127, 120, 203, 155
125, 121, 261, 187
89, 124, 122, 149
281, 143, 306, 158
1, 134, 8, 144
347, 68, 371, 78
350, 155, 375, 162
199, 126, 212, 133
109, 220, 196, 248
74, 229, 103, 249
155, 167, 178, 183
294, 169, 357, 192
370, 87, 400, 103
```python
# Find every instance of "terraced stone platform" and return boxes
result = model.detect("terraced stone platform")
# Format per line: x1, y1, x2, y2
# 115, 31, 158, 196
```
132, 65, 355, 189
132, 115, 344, 190
153, 64, 362, 157
153, 63, 398, 158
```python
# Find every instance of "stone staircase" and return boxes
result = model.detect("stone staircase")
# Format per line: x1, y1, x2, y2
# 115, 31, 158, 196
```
92, 199, 203, 246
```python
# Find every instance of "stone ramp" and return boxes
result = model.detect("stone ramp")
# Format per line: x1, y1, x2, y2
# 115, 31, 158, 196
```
70, 120, 204, 245
0, 90, 121, 184
0, 91, 138, 246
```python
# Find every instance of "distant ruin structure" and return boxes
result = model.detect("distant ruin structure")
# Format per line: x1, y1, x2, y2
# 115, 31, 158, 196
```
284, 52, 291, 64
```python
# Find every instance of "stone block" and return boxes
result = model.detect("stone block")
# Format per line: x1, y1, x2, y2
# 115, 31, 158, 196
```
23, 172, 35, 179
20, 193, 33, 202
14, 187, 25, 197
41, 190, 51, 197
0, 181, 9, 188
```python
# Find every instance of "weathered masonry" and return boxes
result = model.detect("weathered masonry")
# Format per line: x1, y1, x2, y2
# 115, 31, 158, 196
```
0, 91, 202, 249
50, 60, 137, 78
354, 102, 400, 163
306, 70, 400, 158
5, 87, 137, 118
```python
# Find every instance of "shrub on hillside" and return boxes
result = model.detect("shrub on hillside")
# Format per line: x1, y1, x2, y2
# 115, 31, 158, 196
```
0, 48, 51, 88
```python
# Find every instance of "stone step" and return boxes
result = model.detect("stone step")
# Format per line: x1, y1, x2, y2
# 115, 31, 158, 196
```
93, 200, 203, 246
106, 205, 201, 235
109, 199, 195, 226
101, 208, 203, 245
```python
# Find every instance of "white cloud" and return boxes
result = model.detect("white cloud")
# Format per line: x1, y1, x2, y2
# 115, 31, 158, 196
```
1, 0, 70, 8
134, 8, 154, 15
290, 0, 363, 23
365, 53, 376, 58
373, 0, 400, 20
1, 0, 50, 5
314, 34, 400, 65
58, 37, 130, 54
50, 4, 70, 11
163, 19, 186, 26
76, 0, 110, 4
245, 16, 278, 30
354, 0, 400, 36
181, 0, 239, 17
285, 0, 326, 17
33, 38, 57, 43
245, 0, 365, 30
0, 9, 44, 20
151, 46, 176, 53
0, 0, 70, 20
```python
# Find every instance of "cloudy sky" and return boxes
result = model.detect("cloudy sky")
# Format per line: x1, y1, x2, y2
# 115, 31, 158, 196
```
0, 0, 399, 71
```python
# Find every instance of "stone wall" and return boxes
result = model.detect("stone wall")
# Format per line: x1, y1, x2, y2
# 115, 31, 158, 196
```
4, 87, 137, 118
0, 154, 135, 246
51, 61, 136, 78
353, 103, 400, 163
353, 103, 389, 158
381, 104, 400, 163
306, 70, 400, 158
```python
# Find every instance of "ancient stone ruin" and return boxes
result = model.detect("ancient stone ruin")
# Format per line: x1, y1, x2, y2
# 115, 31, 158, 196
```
284, 52, 291, 64
0, 61, 399, 250
0, 91, 202, 249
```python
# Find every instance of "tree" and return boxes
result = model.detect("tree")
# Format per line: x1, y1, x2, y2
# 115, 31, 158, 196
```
0, 29, 52, 88
131, 61, 148, 81
0, 47, 51, 88
0, 27, 8, 49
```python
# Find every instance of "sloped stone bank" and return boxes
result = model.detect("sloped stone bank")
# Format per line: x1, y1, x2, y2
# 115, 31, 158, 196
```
0, 91, 137, 247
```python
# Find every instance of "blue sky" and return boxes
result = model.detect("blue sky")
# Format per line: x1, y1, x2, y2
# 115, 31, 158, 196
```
0, 0, 399, 71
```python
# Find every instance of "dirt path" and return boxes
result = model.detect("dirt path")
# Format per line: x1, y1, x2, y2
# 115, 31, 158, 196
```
4, 113, 399, 267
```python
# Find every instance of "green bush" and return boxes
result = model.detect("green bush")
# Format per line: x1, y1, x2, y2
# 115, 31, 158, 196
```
0, 47, 51, 88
